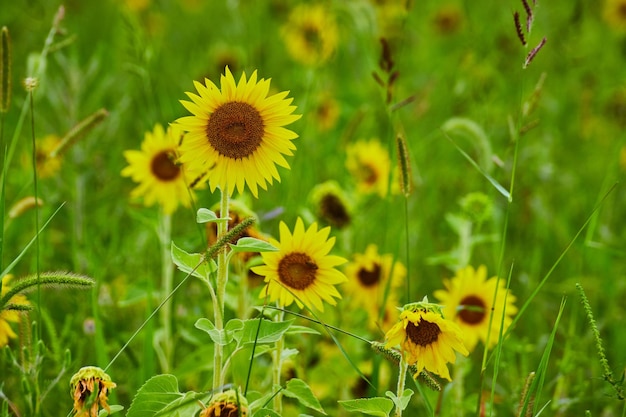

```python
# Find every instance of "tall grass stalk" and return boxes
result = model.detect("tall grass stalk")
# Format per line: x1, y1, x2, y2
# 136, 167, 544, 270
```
157, 212, 173, 372
213, 186, 230, 390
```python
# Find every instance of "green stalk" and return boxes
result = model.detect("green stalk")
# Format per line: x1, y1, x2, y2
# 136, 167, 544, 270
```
158, 211, 173, 372
394, 356, 408, 417
272, 309, 285, 414
213, 186, 230, 389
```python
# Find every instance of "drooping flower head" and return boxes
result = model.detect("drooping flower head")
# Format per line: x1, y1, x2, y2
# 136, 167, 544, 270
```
70, 366, 116, 417
176, 67, 301, 197
346, 138, 397, 197
434, 265, 517, 352
385, 298, 468, 381
281, 3, 338, 66
252, 218, 347, 311
200, 389, 248, 417
344, 244, 406, 327
0, 275, 30, 348
122, 123, 198, 214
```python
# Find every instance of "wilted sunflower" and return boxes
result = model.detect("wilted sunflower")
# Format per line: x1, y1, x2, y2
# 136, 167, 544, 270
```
281, 3, 339, 66
176, 67, 301, 197
434, 265, 517, 352
252, 218, 347, 311
344, 244, 406, 322
385, 299, 468, 381
346, 138, 396, 197
70, 366, 116, 417
0, 275, 30, 348
201, 389, 248, 417
122, 123, 197, 214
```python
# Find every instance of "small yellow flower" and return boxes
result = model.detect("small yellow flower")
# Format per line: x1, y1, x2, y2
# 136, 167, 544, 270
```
281, 3, 338, 66
21, 134, 63, 179
70, 366, 116, 417
309, 180, 352, 229
176, 67, 301, 197
252, 218, 347, 311
346, 138, 397, 197
122, 123, 198, 214
385, 300, 468, 381
344, 244, 406, 326
434, 265, 517, 352
0, 275, 30, 348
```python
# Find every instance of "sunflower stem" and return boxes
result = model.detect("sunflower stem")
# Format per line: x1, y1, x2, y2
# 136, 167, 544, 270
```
158, 211, 173, 372
213, 187, 230, 389
394, 355, 408, 417
272, 308, 285, 414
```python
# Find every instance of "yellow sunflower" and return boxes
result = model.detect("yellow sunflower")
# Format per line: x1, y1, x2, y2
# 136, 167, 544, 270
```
251, 217, 347, 311
309, 180, 352, 229
434, 265, 517, 352
176, 67, 301, 197
344, 244, 406, 323
21, 134, 63, 179
385, 300, 468, 381
281, 3, 339, 66
1, 275, 30, 348
122, 123, 197, 214
345, 138, 397, 197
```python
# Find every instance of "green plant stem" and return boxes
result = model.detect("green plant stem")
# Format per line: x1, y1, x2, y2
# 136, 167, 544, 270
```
213, 187, 230, 389
158, 211, 173, 372
395, 356, 408, 417
272, 309, 286, 414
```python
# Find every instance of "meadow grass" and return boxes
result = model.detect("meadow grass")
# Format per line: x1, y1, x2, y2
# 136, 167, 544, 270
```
1, 1, 625, 416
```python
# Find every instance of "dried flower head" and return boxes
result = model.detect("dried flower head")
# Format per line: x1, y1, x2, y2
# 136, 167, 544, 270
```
70, 366, 116, 417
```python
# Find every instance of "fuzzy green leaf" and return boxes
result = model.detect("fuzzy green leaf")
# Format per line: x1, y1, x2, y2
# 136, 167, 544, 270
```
234, 318, 294, 345
285, 325, 321, 336
171, 241, 216, 280
282, 378, 326, 415
229, 237, 278, 253
385, 389, 414, 412
338, 397, 394, 417
98, 405, 123, 416
126, 374, 200, 417
253, 409, 281, 417
195, 318, 243, 346
197, 208, 227, 224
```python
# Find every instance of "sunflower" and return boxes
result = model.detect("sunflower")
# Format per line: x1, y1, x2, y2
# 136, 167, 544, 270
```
344, 244, 406, 324
281, 3, 338, 66
176, 67, 301, 197
122, 123, 197, 214
309, 180, 352, 229
22, 134, 63, 179
70, 366, 116, 417
0, 275, 30, 348
251, 218, 347, 311
385, 300, 468, 381
434, 265, 517, 352
345, 138, 396, 197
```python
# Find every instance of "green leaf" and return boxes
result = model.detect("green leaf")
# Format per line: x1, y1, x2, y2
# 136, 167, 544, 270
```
338, 397, 394, 417
385, 389, 414, 412
282, 378, 326, 415
171, 241, 216, 280
195, 318, 243, 346
126, 375, 189, 417
229, 237, 278, 253
234, 318, 294, 345
253, 408, 281, 417
197, 208, 227, 224
285, 325, 321, 336
98, 405, 124, 416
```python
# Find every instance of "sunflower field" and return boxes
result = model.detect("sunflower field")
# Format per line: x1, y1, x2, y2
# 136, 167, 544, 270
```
1, 1, 625, 416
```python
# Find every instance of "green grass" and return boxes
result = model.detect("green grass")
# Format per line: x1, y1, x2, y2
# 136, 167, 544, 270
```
1, 1, 625, 416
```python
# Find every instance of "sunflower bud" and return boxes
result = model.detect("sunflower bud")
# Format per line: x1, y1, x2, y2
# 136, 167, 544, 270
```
70, 366, 116, 417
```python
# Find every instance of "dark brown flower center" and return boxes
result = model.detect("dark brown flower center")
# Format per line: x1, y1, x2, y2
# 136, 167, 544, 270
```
406, 318, 441, 347
358, 163, 378, 185
151, 150, 180, 181
458, 295, 486, 325
357, 263, 381, 287
202, 402, 242, 417
207, 101, 264, 159
278, 252, 318, 290
320, 194, 350, 228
